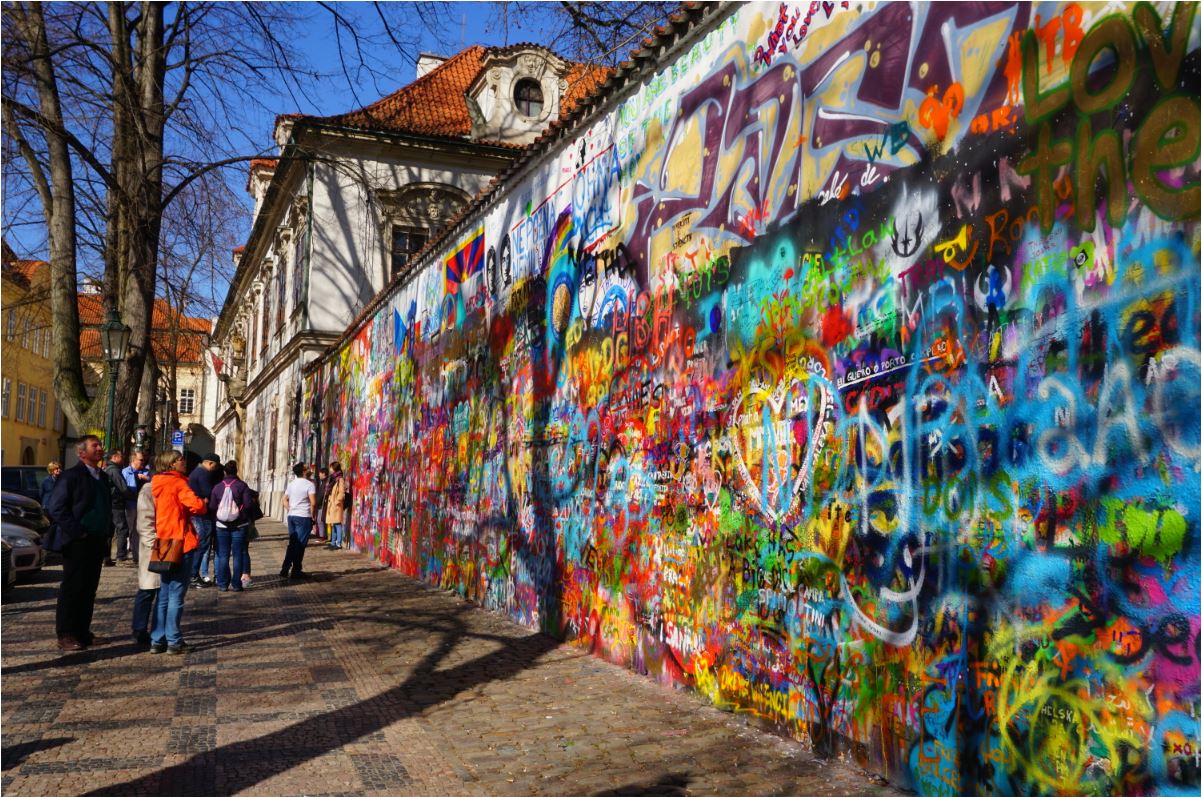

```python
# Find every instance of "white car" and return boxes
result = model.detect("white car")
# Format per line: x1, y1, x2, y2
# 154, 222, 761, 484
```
1, 521, 44, 577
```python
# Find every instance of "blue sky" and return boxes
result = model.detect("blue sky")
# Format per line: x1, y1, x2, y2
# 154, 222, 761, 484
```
264, 3, 565, 131
2, 2, 576, 310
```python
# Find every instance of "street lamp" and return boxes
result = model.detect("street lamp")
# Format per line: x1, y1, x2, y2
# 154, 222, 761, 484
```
99, 309, 131, 452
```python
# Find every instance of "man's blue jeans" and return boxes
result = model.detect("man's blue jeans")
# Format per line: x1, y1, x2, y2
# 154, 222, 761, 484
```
190, 517, 215, 580
281, 516, 312, 577
151, 549, 196, 646
214, 525, 247, 590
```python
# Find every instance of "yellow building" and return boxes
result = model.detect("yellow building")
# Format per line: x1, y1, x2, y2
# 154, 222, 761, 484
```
1, 251, 63, 466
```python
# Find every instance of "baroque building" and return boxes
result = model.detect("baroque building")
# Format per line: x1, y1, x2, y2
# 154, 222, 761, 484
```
212, 45, 608, 516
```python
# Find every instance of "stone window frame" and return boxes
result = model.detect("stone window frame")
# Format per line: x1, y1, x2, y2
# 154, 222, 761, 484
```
376, 183, 471, 283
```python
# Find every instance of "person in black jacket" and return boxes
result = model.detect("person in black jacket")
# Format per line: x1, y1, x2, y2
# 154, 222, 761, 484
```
103, 450, 132, 566
207, 460, 258, 592
186, 453, 223, 587
39, 461, 61, 509
45, 435, 114, 652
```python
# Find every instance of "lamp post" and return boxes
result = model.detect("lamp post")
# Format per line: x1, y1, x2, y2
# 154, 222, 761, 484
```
99, 309, 131, 453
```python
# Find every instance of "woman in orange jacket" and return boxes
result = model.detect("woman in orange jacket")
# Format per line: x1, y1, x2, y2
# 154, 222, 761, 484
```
148, 450, 208, 654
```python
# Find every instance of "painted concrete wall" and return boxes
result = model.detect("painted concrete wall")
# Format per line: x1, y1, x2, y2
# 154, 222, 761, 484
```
304, 3, 1201, 793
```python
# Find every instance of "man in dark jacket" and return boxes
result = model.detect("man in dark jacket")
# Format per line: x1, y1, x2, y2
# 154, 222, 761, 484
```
39, 461, 61, 509
187, 453, 223, 586
46, 435, 113, 651
103, 450, 132, 566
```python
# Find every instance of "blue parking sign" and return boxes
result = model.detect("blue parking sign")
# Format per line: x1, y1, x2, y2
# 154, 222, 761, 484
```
171, 430, 185, 447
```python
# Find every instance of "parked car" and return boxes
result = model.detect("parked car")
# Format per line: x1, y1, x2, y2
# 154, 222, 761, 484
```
1, 491, 51, 535
1, 521, 44, 577
1, 466, 45, 502
2, 539, 14, 591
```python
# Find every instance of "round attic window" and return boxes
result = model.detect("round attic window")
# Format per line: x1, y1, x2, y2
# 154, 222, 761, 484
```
513, 78, 544, 118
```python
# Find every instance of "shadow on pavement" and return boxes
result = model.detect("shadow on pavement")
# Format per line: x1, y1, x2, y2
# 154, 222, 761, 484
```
591, 773, 692, 796
79, 602, 563, 796
1, 737, 75, 770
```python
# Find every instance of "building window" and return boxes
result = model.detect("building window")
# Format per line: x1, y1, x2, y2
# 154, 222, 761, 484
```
16, 383, 26, 422
1, 378, 10, 417
390, 225, 428, 280
37, 389, 46, 427
274, 262, 286, 334
268, 406, 278, 472
292, 232, 306, 312
4, 311, 14, 341
259, 292, 269, 359
41, 327, 50, 358
179, 388, 196, 415
21, 317, 32, 349
513, 78, 544, 117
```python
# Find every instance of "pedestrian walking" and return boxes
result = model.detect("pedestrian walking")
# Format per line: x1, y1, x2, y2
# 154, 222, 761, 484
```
121, 450, 151, 564
39, 461, 61, 508
242, 486, 264, 588
150, 450, 207, 654
208, 461, 258, 592
45, 435, 113, 652
131, 475, 159, 647
187, 453, 222, 587
325, 462, 348, 550
279, 463, 316, 580
103, 449, 130, 567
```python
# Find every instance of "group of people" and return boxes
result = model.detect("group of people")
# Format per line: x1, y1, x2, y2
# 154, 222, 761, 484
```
279, 461, 350, 579
43, 436, 351, 656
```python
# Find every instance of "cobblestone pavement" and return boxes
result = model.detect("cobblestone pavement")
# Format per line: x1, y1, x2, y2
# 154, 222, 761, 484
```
2, 520, 901, 797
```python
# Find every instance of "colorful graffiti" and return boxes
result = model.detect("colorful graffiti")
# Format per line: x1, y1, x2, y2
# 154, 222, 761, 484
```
302, 3, 1201, 793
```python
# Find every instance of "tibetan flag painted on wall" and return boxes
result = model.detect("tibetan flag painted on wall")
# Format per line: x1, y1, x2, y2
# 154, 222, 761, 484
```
445, 227, 485, 295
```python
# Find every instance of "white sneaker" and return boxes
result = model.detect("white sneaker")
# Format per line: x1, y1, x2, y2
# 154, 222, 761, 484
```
241, 574, 252, 588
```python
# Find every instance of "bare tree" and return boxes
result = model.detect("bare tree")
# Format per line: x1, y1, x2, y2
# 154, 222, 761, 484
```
2, 2, 321, 447
2, 0, 679, 452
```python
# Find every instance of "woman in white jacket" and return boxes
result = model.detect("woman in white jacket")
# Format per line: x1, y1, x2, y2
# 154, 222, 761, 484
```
131, 484, 160, 646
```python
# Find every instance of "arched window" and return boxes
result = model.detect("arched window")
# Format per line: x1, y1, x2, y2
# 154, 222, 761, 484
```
513, 78, 543, 117
21, 446, 35, 466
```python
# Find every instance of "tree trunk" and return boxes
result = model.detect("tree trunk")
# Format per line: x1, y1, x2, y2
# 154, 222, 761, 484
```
12, 4, 98, 434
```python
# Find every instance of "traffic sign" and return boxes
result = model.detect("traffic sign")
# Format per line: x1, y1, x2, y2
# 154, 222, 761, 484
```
171, 430, 185, 447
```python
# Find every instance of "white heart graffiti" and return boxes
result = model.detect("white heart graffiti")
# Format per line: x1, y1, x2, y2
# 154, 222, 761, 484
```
727, 374, 834, 525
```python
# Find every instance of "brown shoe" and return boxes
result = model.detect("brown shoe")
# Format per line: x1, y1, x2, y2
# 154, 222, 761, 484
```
57, 635, 85, 652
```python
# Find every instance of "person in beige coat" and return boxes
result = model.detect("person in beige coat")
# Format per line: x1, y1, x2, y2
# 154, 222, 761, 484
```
131, 483, 160, 646
324, 462, 348, 550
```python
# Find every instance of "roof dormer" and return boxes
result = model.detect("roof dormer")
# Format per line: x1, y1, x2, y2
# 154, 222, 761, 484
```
466, 46, 573, 145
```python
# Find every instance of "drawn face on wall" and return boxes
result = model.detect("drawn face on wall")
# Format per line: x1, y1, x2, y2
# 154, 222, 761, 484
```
575, 247, 639, 330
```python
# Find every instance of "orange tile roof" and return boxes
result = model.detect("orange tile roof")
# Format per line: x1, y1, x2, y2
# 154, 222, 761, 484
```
320, 46, 486, 138
249, 158, 278, 171
310, 45, 611, 143
78, 294, 212, 334
81, 328, 208, 364
2, 258, 48, 289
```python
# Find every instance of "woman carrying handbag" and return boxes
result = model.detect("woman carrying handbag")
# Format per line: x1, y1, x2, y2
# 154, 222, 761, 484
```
148, 450, 208, 654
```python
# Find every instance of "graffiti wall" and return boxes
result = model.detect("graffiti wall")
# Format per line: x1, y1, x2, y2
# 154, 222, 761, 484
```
305, 2, 1201, 793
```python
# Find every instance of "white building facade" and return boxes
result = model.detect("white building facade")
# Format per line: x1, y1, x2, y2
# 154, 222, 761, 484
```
212, 45, 606, 516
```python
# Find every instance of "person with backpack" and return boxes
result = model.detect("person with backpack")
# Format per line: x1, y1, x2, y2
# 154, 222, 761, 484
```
207, 460, 258, 593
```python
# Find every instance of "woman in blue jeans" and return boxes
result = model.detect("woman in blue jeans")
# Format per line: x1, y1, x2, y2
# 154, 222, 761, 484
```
207, 461, 259, 592
149, 450, 207, 654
